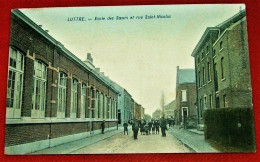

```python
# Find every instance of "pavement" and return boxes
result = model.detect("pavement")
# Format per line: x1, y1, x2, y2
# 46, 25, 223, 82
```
168, 125, 218, 153
31, 127, 124, 154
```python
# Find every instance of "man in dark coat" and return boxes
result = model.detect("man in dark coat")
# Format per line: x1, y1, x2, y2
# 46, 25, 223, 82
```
148, 121, 153, 134
160, 117, 167, 137
101, 120, 105, 134
123, 122, 128, 135
133, 119, 140, 140
155, 120, 160, 134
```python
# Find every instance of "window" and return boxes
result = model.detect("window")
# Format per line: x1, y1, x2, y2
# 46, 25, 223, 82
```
202, 67, 205, 85
81, 83, 87, 118
198, 71, 201, 87
200, 98, 203, 117
209, 94, 212, 109
207, 62, 211, 81
221, 57, 225, 79
181, 90, 187, 102
220, 41, 223, 50
206, 46, 209, 53
213, 49, 216, 57
197, 57, 200, 64
96, 91, 99, 118
202, 52, 205, 59
104, 95, 107, 119
6, 47, 24, 118
31, 60, 47, 118
204, 96, 207, 109
70, 78, 78, 118
57, 72, 67, 118
90, 87, 95, 118
223, 95, 227, 108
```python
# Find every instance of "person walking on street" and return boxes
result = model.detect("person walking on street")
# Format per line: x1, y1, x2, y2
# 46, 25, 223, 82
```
123, 122, 128, 135
148, 121, 153, 134
160, 117, 167, 137
101, 120, 105, 134
133, 119, 140, 140
155, 120, 160, 134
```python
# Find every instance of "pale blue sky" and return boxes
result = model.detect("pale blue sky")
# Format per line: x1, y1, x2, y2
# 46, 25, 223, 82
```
21, 4, 245, 115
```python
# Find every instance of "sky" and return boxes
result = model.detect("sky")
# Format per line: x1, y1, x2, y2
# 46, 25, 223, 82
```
20, 4, 245, 115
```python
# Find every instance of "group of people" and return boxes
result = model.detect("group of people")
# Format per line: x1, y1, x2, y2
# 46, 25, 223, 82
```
124, 117, 169, 140
100, 117, 175, 140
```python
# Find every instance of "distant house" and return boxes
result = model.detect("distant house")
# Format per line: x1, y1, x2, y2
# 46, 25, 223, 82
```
176, 66, 197, 126
152, 109, 162, 120
164, 100, 176, 119
134, 102, 142, 120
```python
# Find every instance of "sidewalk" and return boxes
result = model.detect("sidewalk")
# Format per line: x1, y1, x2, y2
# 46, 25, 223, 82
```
31, 127, 125, 154
168, 126, 218, 153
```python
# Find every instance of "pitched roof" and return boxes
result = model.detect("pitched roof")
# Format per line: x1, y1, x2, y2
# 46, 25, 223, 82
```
177, 68, 196, 84
164, 100, 176, 110
191, 9, 246, 57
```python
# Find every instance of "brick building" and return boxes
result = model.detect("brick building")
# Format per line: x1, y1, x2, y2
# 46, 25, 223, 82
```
5, 9, 120, 154
176, 66, 197, 126
134, 102, 142, 120
164, 100, 176, 119
191, 10, 252, 125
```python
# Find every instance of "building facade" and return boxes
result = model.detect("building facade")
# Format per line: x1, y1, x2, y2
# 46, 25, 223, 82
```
5, 10, 119, 154
152, 109, 162, 120
134, 102, 142, 120
176, 66, 197, 126
191, 10, 252, 124
164, 100, 176, 118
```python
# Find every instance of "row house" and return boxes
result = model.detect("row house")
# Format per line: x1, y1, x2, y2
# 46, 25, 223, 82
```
191, 10, 252, 125
175, 66, 197, 126
5, 9, 119, 154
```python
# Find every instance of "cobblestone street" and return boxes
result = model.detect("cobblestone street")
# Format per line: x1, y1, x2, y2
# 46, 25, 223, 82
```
71, 130, 190, 154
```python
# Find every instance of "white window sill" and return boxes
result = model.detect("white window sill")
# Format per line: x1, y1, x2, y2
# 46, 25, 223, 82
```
206, 52, 209, 55
220, 48, 224, 52
208, 80, 212, 83
221, 78, 226, 82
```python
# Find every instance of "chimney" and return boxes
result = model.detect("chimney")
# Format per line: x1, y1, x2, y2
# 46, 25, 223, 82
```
95, 68, 100, 73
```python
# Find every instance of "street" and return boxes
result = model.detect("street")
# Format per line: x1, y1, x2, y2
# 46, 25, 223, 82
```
70, 130, 190, 154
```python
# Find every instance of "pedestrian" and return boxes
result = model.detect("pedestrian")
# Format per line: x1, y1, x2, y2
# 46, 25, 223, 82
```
123, 122, 128, 135
160, 117, 167, 137
152, 121, 156, 134
101, 120, 105, 134
133, 119, 140, 140
144, 123, 149, 135
148, 121, 153, 134
155, 120, 160, 134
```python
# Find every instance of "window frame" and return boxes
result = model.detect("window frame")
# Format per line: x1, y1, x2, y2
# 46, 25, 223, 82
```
57, 72, 67, 119
31, 60, 47, 119
6, 47, 24, 119
70, 78, 78, 118
181, 90, 187, 102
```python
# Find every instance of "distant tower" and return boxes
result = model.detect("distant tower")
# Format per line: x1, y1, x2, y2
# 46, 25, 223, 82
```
160, 91, 165, 117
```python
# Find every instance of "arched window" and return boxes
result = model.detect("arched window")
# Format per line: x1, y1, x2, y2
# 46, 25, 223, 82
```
71, 78, 78, 118
6, 47, 24, 119
57, 72, 67, 118
81, 83, 87, 118
31, 60, 47, 118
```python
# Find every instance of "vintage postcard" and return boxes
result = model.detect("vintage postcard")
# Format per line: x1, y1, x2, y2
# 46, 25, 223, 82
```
5, 4, 255, 154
